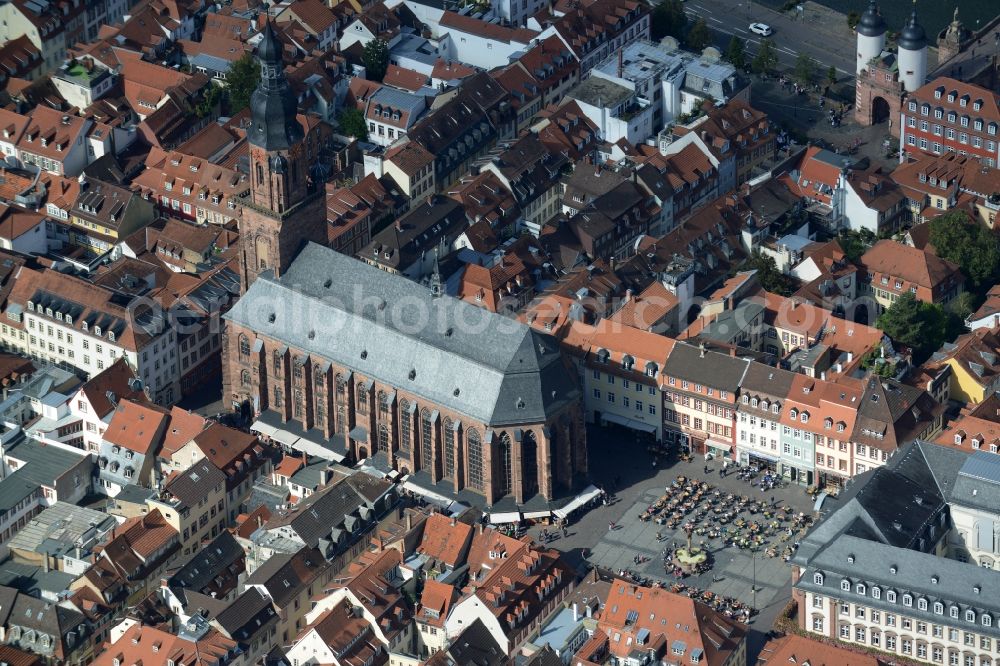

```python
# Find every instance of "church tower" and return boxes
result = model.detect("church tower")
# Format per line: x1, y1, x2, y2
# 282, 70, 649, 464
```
239, 22, 327, 292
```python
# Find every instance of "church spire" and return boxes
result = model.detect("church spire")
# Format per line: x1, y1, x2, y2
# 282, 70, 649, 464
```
249, 22, 304, 151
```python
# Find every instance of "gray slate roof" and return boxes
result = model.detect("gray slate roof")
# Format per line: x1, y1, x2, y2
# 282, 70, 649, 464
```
663, 342, 750, 391
167, 532, 244, 592
793, 440, 1000, 636
225, 243, 580, 426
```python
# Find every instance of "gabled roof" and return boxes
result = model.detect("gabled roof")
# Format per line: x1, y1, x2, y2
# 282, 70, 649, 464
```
76, 358, 148, 418
417, 513, 473, 568
861, 239, 963, 292
103, 400, 169, 454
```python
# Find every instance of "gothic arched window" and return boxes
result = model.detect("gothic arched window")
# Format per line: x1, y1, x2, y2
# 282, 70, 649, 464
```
443, 417, 455, 479
497, 432, 513, 497
238, 334, 250, 357
467, 429, 483, 492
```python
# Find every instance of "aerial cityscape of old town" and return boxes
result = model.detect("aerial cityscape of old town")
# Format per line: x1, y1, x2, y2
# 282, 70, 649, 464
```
0, 0, 998, 663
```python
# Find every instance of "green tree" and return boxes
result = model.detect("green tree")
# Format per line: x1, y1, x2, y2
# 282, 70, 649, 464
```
740, 250, 794, 296
948, 291, 978, 321
751, 38, 778, 75
225, 54, 260, 114
363, 39, 390, 82
928, 211, 1000, 292
337, 107, 368, 140
685, 17, 711, 51
847, 10, 860, 30
877, 292, 950, 364
838, 228, 876, 263
195, 85, 223, 118
794, 52, 817, 86
651, 0, 688, 41
826, 65, 837, 85
725, 36, 746, 69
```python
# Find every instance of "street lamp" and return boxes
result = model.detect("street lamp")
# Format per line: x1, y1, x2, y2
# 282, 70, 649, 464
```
751, 546, 758, 611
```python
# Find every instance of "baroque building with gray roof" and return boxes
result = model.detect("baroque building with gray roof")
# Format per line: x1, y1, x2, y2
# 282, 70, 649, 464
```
792, 440, 1000, 665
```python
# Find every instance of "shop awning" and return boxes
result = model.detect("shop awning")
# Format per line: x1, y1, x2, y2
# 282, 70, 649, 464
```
294, 436, 345, 463
271, 429, 300, 448
522, 510, 551, 519
250, 421, 277, 437
553, 484, 601, 519
813, 491, 830, 512
489, 511, 522, 524
705, 438, 733, 453
349, 425, 368, 442
601, 413, 658, 434
402, 480, 453, 507
747, 450, 780, 463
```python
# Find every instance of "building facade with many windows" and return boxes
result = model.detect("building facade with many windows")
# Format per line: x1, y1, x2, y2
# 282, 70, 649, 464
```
900, 78, 1000, 167
793, 441, 1000, 666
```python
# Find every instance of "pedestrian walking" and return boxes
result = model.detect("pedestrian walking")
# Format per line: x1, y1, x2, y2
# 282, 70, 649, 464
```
609, 521, 616, 531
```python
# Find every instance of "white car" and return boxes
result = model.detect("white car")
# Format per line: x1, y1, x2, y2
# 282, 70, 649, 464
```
749, 22, 773, 36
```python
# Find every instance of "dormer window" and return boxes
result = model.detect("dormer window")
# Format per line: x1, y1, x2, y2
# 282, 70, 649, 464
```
95, 326, 101, 336
840, 579, 850, 591
814, 572, 824, 585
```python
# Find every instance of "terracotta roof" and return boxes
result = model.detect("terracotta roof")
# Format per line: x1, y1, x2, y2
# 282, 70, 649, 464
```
861, 239, 963, 292
418, 579, 455, 628
608, 281, 678, 330
439, 12, 538, 43
910, 77, 1000, 124
97, 509, 179, 577
160, 406, 210, 456
758, 634, 884, 666
15, 105, 89, 163
383, 64, 428, 92
102, 400, 170, 454
431, 58, 476, 82
0, 204, 43, 242
191, 422, 260, 472
234, 505, 272, 539
466, 526, 528, 581
278, 0, 337, 35
970, 284, 1000, 325
417, 513, 473, 568
384, 140, 434, 177
91, 621, 235, 666
76, 358, 149, 418
936, 412, 1000, 455
599, 578, 747, 663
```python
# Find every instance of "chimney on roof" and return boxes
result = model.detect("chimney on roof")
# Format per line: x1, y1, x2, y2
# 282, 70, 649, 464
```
699, 342, 706, 358
572, 602, 579, 622
730, 347, 736, 358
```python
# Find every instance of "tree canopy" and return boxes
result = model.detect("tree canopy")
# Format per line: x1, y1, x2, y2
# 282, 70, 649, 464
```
225, 54, 260, 114
877, 292, 960, 364
651, 0, 687, 41
751, 39, 778, 75
363, 39, 390, 82
794, 53, 817, 86
337, 108, 368, 140
838, 228, 876, 263
928, 211, 1000, 292
685, 18, 711, 52
741, 250, 794, 296
725, 36, 746, 69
